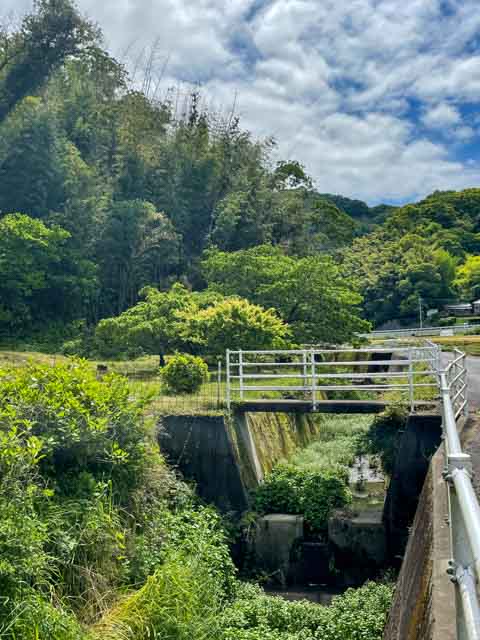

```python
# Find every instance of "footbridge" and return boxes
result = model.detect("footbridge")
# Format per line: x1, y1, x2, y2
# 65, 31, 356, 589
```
227, 343, 480, 640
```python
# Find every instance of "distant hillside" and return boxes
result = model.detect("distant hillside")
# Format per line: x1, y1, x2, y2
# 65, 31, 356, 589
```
319, 193, 396, 226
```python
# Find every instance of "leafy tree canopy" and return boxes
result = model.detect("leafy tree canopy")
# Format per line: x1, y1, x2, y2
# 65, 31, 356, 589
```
202, 245, 370, 344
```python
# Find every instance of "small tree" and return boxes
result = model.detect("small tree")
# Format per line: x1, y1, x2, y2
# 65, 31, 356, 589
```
95, 284, 194, 362
181, 297, 291, 355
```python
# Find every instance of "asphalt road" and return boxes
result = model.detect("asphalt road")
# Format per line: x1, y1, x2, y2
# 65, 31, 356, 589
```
441, 352, 480, 410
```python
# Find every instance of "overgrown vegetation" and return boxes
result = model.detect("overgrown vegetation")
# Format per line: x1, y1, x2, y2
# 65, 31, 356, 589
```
254, 416, 375, 534
0, 360, 393, 639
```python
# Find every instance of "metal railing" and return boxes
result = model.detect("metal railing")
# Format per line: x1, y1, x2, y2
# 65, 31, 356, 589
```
226, 344, 440, 411
363, 323, 475, 339
440, 350, 480, 640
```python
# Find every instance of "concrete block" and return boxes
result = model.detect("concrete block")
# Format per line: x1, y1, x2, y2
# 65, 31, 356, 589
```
329, 509, 386, 573
253, 514, 304, 585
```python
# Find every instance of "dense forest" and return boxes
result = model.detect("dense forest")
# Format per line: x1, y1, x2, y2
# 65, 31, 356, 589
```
2, 1, 480, 356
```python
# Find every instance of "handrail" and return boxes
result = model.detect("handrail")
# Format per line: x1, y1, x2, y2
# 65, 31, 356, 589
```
226, 345, 439, 412
439, 351, 480, 640
226, 342, 480, 638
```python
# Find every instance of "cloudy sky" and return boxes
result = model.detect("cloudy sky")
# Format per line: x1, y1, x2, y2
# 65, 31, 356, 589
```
4, 0, 480, 204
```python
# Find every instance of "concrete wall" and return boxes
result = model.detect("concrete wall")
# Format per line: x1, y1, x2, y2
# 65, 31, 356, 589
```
383, 444, 456, 640
158, 411, 324, 511
383, 414, 443, 562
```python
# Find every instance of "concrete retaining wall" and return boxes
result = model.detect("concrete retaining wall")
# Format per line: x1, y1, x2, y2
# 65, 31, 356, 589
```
158, 411, 324, 511
383, 442, 456, 640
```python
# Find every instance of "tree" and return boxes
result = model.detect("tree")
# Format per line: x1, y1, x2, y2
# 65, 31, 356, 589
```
202, 245, 369, 344
455, 255, 480, 300
181, 297, 291, 355
0, 213, 96, 333
0, 0, 97, 123
95, 283, 290, 360
341, 233, 457, 326
96, 200, 181, 316
95, 284, 195, 362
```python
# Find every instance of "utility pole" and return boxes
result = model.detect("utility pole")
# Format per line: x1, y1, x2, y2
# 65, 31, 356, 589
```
419, 295, 423, 329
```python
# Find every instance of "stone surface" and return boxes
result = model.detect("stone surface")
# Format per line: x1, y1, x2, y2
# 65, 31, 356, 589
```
253, 514, 304, 586
329, 509, 387, 570
158, 415, 248, 511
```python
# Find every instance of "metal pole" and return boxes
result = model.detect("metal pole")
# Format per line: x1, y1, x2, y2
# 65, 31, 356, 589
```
311, 349, 317, 411
226, 350, 231, 411
408, 349, 414, 413
440, 373, 463, 455
451, 468, 480, 584
302, 350, 308, 390
456, 565, 480, 640
217, 359, 222, 409
239, 349, 244, 400
419, 295, 423, 329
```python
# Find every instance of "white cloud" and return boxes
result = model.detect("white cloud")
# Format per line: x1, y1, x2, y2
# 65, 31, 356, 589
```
423, 104, 461, 129
2, 0, 480, 203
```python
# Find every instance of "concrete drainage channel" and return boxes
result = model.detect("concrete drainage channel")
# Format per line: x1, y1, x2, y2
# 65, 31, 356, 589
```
252, 459, 387, 600
158, 409, 442, 600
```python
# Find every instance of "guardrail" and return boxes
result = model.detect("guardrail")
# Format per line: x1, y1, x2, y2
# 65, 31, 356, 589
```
440, 349, 480, 640
226, 344, 440, 411
364, 323, 475, 339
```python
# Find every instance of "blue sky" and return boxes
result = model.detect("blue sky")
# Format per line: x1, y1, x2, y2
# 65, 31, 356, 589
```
3, 0, 480, 204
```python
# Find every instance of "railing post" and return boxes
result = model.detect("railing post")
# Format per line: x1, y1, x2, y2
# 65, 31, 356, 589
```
302, 350, 308, 390
464, 354, 469, 419
217, 359, 222, 409
408, 348, 414, 413
310, 349, 317, 411
226, 350, 231, 411
239, 349, 244, 400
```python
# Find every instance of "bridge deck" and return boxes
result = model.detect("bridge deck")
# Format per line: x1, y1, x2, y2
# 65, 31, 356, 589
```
234, 399, 439, 414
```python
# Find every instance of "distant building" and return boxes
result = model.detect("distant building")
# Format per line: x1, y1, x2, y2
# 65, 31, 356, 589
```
473, 300, 480, 315
444, 303, 473, 317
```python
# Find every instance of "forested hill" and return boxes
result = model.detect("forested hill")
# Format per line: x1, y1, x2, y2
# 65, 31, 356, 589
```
1, 0, 480, 351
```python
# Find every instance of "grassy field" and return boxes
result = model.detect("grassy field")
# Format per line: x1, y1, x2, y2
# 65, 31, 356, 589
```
431, 335, 480, 356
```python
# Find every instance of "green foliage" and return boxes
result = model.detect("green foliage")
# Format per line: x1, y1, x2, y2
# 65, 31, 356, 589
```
0, 591, 90, 640
455, 255, 480, 300
183, 297, 291, 354
95, 284, 195, 359
359, 408, 407, 476
254, 464, 351, 535
161, 353, 209, 394
96, 284, 290, 359
93, 551, 225, 640
0, 360, 148, 497
0, 0, 97, 123
0, 213, 96, 334
221, 581, 394, 640
203, 245, 370, 344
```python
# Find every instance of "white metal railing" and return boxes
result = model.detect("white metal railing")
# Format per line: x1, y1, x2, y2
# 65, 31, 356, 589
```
226, 344, 440, 411
364, 323, 475, 339
439, 350, 480, 640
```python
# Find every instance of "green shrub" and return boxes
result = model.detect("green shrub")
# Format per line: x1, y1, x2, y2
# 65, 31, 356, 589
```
254, 465, 351, 535
221, 581, 394, 640
160, 353, 208, 394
